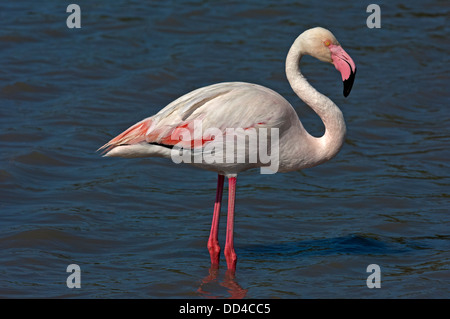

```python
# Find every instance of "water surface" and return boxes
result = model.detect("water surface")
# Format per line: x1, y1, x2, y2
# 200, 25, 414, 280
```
0, 0, 448, 298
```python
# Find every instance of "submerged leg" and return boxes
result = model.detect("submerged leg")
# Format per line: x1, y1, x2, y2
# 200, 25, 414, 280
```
207, 174, 224, 265
224, 176, 237, 271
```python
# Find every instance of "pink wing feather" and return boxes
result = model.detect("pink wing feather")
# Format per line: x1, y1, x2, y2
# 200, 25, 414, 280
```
99, 82, 286, 156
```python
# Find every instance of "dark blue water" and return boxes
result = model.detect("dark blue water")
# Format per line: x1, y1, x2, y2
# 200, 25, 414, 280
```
0, 1, 448, 298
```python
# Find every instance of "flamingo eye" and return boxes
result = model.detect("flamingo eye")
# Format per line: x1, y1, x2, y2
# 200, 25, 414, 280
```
324, 40, 331, 47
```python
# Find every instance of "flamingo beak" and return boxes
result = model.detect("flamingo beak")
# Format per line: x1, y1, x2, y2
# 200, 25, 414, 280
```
329, 44, 356, 97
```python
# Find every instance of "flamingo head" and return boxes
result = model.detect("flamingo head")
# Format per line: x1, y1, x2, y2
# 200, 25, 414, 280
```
301, 27, 357, 97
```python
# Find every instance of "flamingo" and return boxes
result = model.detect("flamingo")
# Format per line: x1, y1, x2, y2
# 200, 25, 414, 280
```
99, 27, 356, 272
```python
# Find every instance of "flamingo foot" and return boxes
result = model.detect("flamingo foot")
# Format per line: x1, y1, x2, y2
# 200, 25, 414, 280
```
207, 241, 221, 265
224, 246, 237, 272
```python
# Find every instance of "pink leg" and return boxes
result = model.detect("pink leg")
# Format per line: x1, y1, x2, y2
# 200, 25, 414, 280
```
224, 176, 237, 271
207, 174, 224, 265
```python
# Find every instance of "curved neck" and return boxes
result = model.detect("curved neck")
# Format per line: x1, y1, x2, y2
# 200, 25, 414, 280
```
285, 35, 346, 164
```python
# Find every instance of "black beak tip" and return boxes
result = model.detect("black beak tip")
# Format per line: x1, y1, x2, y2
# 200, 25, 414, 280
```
343, 67, 356, 98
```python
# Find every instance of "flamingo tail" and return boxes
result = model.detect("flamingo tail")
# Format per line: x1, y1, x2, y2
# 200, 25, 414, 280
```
97, 117, 153, 154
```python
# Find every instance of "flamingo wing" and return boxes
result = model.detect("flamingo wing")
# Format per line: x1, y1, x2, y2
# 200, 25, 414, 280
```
99, 82, 290, 158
